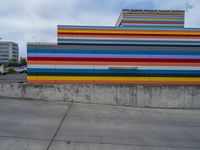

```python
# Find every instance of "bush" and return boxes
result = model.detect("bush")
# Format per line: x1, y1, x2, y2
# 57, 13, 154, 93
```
20, 57, 27, 66
8, 67, 16, 74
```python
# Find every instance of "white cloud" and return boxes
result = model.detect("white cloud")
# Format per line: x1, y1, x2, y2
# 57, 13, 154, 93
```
0, 0, 200, 57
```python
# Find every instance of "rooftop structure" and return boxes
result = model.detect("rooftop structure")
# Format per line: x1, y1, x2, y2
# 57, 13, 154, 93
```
116, 9, 185, 28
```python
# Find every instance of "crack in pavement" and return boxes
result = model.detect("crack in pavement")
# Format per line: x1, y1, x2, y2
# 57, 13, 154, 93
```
46, 102, 73, 150
0, 135, 50, 141
53, 139, 200, 149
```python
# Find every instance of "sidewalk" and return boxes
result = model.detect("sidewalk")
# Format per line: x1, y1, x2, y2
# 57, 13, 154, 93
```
0, 97, 200, 150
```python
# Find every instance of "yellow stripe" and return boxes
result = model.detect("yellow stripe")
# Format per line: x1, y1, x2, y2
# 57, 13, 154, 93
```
27, 76, 150, 81
58, 29, 200, 35
28, 76, 37, 80
27, 76, 200, 82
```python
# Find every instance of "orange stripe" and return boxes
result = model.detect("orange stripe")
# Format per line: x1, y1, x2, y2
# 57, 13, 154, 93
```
147, 81, 200, 85
28, 80, 94, 84
94, 81, 151, 84
58, 28, 188, 32
28, 61, 150, 66
28, 80, 150, 84
94, 81, 200, 84
28, 80, 56, 84
150, 62, 200, 66
56, 80, 94, 84
28, 80, 200, 85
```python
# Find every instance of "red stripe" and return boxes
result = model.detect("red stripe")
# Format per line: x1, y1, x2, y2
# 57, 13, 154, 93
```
28, 57, 200, 63
122, 13, 184, 16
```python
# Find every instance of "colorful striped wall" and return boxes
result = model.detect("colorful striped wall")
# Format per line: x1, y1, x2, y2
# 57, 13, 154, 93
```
57, 25, 200, 46
116, 9, 185, 28
27, 44, 200, 85
27, 9, 200, 85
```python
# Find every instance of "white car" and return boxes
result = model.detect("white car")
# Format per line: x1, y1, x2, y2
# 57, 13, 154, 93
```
0, 65, 7, 75
15, 67, 27, 73
0, 69, 7, 75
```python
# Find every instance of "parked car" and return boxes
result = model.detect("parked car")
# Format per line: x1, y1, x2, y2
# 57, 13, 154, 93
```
15, 66, 27, 73
0, 65, 7, 75
0, 69, 7, 75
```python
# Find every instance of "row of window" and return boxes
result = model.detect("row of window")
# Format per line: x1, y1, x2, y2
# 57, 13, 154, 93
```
0, 55, 9, 57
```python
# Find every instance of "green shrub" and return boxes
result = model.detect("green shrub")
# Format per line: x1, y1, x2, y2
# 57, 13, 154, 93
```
8, 67, 16, 74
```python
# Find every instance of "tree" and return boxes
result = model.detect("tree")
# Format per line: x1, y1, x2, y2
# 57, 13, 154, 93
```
19, 57, 27, 66
9, 57, 18, 64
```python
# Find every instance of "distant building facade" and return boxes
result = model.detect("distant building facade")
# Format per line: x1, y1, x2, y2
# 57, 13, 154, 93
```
0, 41, 19, 64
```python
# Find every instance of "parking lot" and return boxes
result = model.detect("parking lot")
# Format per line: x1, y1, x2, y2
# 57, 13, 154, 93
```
0, 74, 27, 83
0, 97, 200, 150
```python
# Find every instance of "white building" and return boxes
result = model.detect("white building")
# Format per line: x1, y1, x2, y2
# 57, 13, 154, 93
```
0, 41, 19, 64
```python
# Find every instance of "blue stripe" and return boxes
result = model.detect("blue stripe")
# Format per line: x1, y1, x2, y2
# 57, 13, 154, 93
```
27, 49, 93, 54
121, 25, 184, 29
58, 40, 200, 46
28, 68, 200, 75
58, 25, 200, 31
28, 49, 200, 55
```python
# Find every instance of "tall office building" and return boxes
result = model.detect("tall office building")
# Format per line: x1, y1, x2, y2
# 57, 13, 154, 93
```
0, 41, 19, 64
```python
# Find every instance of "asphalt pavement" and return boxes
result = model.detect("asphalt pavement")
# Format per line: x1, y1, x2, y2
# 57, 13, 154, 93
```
0, 74, 27, 83
0, 97, 200, 150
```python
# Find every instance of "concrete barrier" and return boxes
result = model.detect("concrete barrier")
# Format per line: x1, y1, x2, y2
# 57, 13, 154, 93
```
0, 83, 199, 109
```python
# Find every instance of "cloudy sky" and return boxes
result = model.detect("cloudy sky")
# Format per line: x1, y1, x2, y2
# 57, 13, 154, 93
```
1, 0, 200, 57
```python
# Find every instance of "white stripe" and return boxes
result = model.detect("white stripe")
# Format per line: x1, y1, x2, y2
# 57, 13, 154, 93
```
28, 65, 200, 70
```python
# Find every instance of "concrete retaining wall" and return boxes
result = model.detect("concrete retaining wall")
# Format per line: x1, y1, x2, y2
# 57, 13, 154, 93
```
0, 83, 200, 109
